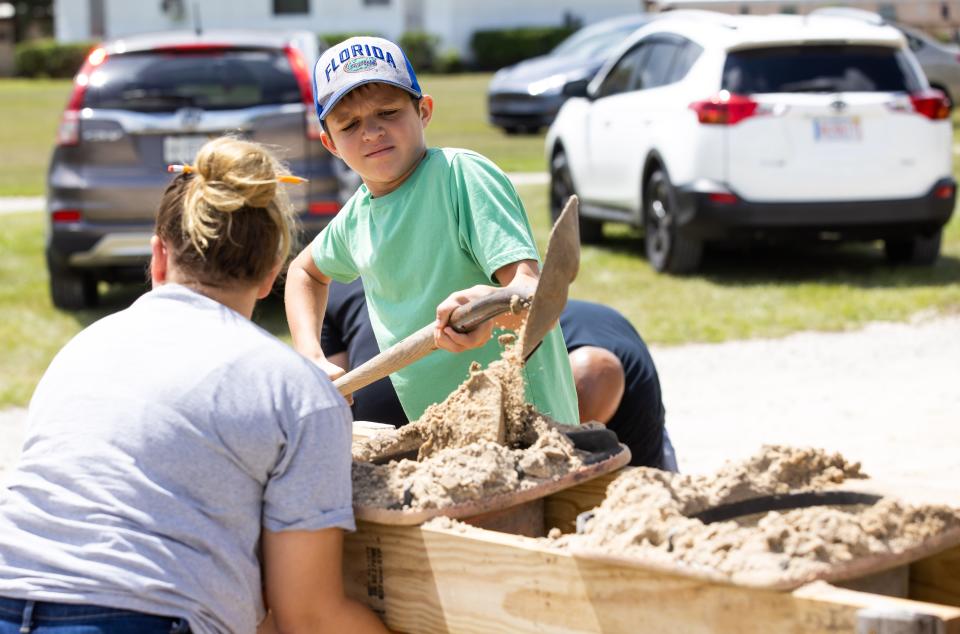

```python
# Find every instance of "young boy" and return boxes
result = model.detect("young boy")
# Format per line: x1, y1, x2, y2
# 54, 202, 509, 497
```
285, 36, 579, 426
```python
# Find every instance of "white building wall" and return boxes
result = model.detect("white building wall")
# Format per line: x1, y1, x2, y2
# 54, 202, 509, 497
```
54, 0, 92, 42
425, 0, 644, 57
54, 0, 645, 59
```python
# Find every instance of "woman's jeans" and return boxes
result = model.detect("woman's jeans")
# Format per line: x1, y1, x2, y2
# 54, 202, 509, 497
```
0, 597, 190, 633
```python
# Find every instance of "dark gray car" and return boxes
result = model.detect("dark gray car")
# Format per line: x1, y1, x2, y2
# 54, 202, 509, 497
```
46, 29, 357, 309
486, 14, 651, 134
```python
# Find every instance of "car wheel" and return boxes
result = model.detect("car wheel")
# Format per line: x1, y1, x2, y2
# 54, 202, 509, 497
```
550, 150, 603, 243
643, 168, 702, 274
884, 229, 942, 265
50, 267, 98, 310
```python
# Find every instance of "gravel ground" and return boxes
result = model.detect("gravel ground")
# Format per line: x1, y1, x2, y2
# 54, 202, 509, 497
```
2, 314, 958, 489
655, 313, 960, 491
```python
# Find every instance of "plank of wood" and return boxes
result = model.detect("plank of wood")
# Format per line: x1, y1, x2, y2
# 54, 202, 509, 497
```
795, 582, 960, 634
343, 521, 960, 634
835, 565, 909, 598
542, 469, 625, 535
352, 421, 395, 442
911, 544, 960, 608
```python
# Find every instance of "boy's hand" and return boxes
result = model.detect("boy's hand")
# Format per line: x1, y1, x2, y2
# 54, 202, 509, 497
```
434, 284, 499, 353
309, 355, 354, 405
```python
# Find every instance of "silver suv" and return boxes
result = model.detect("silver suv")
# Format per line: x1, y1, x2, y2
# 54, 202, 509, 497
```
46, 30, 356, 309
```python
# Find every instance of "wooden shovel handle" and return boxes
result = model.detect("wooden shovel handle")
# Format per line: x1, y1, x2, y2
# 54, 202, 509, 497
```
449, 287, 532, 333
332, 287, 532, 397
333, 321, 437, 396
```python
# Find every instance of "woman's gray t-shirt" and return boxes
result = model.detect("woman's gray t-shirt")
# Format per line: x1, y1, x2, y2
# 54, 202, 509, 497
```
0, 284, 354, 634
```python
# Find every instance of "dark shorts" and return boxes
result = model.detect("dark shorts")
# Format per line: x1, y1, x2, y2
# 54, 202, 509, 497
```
0, 597, 190, 634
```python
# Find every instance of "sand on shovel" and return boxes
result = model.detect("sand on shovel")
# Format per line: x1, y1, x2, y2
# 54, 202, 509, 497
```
546, 445, 960, 587
352, 321, 584, 512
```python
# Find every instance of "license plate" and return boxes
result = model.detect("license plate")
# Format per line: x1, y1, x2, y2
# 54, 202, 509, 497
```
813, 116, 861, 142
163, 135, 209, 164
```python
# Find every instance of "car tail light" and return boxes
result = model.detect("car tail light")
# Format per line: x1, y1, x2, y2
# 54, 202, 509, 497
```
934, 183, 955, 199
308, 201, 340, 215
909, 89, 952, 120
707, 192, 739, 205
690, 91, 768, 125
52, 209, 82, 223
285, 46, 323, 140
57, 46, 108, 146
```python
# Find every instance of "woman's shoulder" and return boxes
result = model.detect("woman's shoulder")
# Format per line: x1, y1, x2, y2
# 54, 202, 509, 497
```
242, 326, 345, 409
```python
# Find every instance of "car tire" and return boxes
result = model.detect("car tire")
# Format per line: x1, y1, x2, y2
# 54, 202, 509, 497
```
550, 150, 603, 243
50, 267, 98, 310
643, 168, 702, 274
884, 229, 942, 265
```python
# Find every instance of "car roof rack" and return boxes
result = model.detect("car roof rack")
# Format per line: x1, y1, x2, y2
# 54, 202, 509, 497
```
655, 9, 742, 30
808, 7, 886, 26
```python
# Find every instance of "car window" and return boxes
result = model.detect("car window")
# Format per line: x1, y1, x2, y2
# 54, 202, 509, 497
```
905, 34, 924, 53
634, 40, 682, 90
666, 40, 703, 84
552, 21, 647, 60
597, 43, 648, 98
722, 45, 922, 94
82, 49, 301, 112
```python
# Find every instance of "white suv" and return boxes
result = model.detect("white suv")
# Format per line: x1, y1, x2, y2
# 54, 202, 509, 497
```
545, 11, 955, 273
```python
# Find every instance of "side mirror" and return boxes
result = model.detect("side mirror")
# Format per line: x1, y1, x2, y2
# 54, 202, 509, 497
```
563, 79, 591, 98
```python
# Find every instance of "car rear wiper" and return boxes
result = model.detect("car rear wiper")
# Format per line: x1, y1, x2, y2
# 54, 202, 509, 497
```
117, 91, 200, 109
778, 78, 845, 93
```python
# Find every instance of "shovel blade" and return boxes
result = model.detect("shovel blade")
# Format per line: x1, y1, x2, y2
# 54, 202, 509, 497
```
520, 195, 581, 360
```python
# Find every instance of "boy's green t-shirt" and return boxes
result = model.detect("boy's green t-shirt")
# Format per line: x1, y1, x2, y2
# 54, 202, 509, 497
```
312, 147, 579, 425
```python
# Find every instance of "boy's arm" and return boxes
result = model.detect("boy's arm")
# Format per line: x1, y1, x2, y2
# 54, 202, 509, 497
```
434, 259, 540, 353
284, 246, 347, 381
261, 527, 390, 634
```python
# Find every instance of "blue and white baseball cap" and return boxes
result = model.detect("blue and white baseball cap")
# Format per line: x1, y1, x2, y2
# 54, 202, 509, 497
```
313, 36, 422, 121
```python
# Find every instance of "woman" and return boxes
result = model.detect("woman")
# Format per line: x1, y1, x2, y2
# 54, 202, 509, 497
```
0, 138, 387, 634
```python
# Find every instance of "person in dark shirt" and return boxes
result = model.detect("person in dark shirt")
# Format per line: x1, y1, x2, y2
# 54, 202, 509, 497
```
322, 283, 676, 469
560, 300, 672, 469
321, 279, 408, 428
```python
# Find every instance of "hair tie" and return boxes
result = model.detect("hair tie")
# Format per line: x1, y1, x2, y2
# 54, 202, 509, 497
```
166, 164, 308, 184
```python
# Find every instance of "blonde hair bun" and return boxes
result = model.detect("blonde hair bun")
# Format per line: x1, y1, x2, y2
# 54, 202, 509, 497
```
181, 137, 295, 257
193, 137, 284, 210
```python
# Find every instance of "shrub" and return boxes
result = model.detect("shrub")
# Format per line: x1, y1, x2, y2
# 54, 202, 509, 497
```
470, 26, 576, 71
398, 30, 440, 72
434, 49, 464, 74
15, 39, 97, 78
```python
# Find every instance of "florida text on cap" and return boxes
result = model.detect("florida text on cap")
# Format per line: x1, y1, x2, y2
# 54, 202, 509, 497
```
313, 36, 423, 121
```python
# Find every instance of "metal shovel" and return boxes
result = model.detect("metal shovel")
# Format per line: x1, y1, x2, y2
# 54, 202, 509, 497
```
333, 194, 581, 397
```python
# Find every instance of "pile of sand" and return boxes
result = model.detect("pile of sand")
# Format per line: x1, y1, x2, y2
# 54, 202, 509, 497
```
352, 339, 584, 512
552, 446, 960, 585
353, 427, 580, 511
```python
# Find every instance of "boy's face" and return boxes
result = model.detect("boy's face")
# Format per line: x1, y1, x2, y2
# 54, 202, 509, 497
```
321, 83, 433, 197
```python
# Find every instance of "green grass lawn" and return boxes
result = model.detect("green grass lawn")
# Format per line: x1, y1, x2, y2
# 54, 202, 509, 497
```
0, 79, 71, 196
421, 73, 546, 172
0, 74, 544, 198
1, 76, 959, 408
3, 189, 959, 408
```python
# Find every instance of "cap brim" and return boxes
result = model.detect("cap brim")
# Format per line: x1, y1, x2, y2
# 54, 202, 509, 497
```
319, 79, 423, 121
